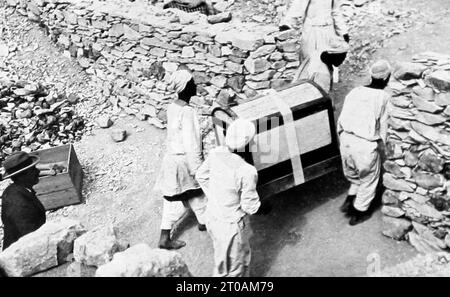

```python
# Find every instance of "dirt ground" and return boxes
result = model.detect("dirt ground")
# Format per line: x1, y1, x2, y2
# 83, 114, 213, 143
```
2, 0, 450, 277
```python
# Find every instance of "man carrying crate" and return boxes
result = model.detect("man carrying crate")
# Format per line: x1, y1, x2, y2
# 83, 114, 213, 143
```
337, 60, 391, 226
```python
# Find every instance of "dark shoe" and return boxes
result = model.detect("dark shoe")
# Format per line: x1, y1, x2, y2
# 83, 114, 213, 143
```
340, 195, 356, 214
349, 209, 371, 226
159, 239, 186, 250
159, 229, 186, 250
198, 224, 207, 232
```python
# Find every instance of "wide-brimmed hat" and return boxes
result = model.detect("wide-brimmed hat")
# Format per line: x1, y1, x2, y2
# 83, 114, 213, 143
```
225, 119, 256, 151
370, 60, 392, 80
1, 151, 40, 180
325, 37, 350, 54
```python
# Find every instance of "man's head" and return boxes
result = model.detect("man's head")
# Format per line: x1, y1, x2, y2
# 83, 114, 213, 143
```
2, 152, 40, 187
168, 70, 197, 103
369, 60, 392, 89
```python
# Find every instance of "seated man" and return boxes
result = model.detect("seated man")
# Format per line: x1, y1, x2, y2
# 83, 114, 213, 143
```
1, 152, 45, 250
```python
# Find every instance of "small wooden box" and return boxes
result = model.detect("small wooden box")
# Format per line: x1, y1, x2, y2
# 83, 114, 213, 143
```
212, 80, 341, 199
33, 144, 83, 210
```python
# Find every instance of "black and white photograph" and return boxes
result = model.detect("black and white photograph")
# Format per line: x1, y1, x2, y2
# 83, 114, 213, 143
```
1, 0, 450, 282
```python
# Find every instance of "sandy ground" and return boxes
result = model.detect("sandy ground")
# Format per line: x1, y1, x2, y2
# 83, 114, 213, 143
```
2, 0, 450, 277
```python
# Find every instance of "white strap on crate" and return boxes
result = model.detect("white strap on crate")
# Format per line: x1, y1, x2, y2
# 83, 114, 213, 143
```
268, 89, 305, 185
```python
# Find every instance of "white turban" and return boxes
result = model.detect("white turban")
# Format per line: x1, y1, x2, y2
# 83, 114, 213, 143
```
225, 119, 256, 151
168, 70, 193, 94
370, 60, 392, 80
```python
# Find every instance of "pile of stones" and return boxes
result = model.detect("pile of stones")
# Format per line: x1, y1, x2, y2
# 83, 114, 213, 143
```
0, 78, 85, 163
2, 0, 301, 129
381, 52, 450, 254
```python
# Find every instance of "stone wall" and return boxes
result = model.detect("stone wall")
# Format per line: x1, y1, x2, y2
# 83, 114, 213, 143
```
2, 0, 301, 128
382, 52, 450, 254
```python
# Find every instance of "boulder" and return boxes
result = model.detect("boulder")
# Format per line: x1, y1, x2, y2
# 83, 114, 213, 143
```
381, 206, 406, 218
412, 86, 435, 101
418, 150, 444, 173
0, 219, 86, 277
244, 57, 271, 74
207, 12, 232, 24
404, 199, 443, 220
393, 62, 427, 80
96, 116, 113, 128
413, 172, 443, 190
111, 129, 127, 142
232, 33, 264, 51
227, 76, 245, 92
426, 71, 450, 91
383, 173, 415, 192
66, 262, 97, 277
95, 244, 191, 277
435, 92, 450, 106
383, 161, 405, 178
250, 45, 277, 59
382, 190, 401, 206
73, 225, 128, 267
408, 231, 444, 253
382, 216, 412, 240
411, 94, 443, 113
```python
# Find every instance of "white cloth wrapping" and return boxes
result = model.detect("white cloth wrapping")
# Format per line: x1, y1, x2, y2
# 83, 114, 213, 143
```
168, 70, 193, 94
154, 102, 203, 197
195, 146, 261, 277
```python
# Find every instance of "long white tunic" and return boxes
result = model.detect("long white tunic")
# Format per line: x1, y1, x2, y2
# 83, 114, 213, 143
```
281, 0, 349, 57
154, 101, 203, 197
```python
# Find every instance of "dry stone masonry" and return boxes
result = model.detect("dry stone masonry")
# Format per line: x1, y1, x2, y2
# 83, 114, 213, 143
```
2, 0, 301, 129
382, 52, 450, 254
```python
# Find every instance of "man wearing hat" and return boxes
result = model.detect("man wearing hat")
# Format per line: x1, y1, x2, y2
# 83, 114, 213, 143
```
196, 119, 271, 277
337, 60, 391, 226
296, 37, 349, 94
1, 151, 45, 250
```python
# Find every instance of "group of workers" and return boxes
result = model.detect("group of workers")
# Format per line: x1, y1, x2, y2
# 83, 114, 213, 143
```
0, 0, 392, 277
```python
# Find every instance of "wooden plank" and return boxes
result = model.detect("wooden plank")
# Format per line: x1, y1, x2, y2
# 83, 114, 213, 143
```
34, 173, 74, 195
252, 110, 332, 170
231, 83, 322, 120
257, 156, 341, 199
33, 144, 70, 164
37, 188, 82, 210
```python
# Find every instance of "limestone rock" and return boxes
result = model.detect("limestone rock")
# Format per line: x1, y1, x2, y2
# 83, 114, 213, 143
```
418, 150, 444, 173
382, 206, 406, 218
390, 96, 411, 108
404, 199, 443, 220
111, 129, 127, 142
66, 262, 97, 277
393, 62, 427, 80
412, 86, 435, 101
415, 111, 448, 126
404, 151, 419, 167
382, 216, 412, 240
0, 219, 86, 277
227, 76, 245, 92
210, 75, 228, 88
408, 231, 444, 253
244, 57, 271, 74
250, 45, 277, 59
207, 12, 232, 24
413, 172, 443, 190
73, 225, 127, 267
217, 89, 234, 106
382, 190, 401, 206
411, 94, 443, 113
383, 173, 415, 192
95, 244, 191, 277
435, 92, 450, 106
412, 222, 447, 249
385, 140, 403, 160
232, 34, 264, 51
426, 70, 450, 91
383, 161, 405, 178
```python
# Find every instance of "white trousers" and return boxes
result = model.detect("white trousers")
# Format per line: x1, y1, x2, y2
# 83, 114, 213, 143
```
340, 132, 380, 212
160, 196, 207, 230
206, 215, 251, 277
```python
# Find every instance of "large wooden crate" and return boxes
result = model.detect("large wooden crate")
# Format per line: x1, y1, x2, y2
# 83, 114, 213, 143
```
212, 80, 341, 199
33, 144, 83, 210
